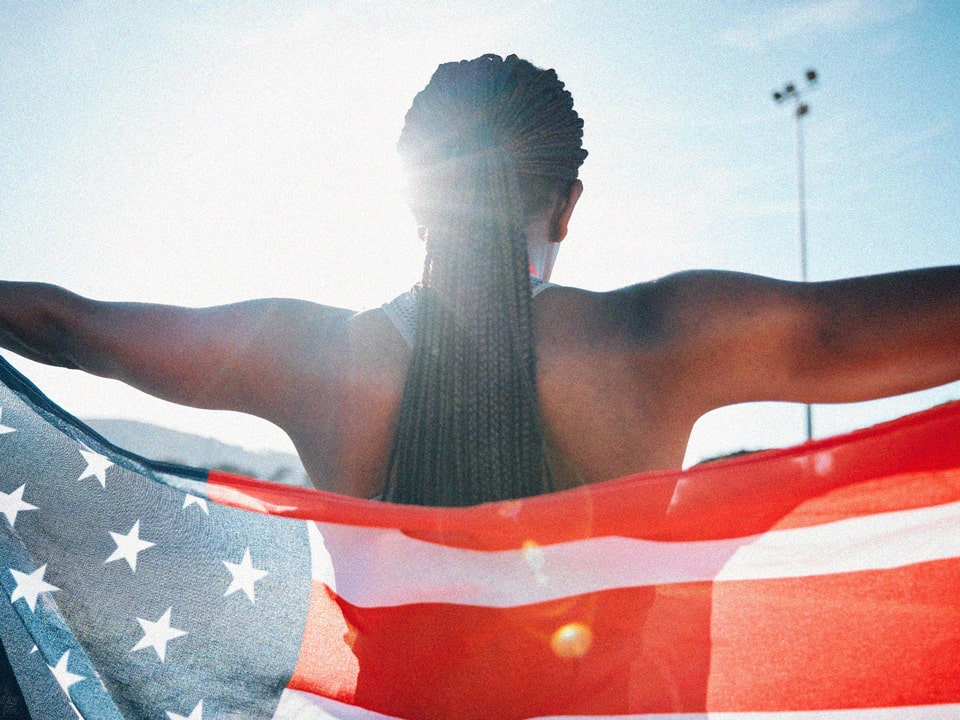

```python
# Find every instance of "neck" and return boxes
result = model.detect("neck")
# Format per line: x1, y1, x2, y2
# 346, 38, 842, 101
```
526, 223, 559, 281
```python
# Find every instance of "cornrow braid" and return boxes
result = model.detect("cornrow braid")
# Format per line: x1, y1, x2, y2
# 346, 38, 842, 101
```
384, 54, 587, 506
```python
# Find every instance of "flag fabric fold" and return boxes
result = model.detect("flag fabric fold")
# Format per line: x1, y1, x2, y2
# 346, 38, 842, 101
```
0, 354, 958, 719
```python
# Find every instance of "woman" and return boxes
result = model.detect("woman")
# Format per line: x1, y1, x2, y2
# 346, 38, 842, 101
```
2, 54, 959, 505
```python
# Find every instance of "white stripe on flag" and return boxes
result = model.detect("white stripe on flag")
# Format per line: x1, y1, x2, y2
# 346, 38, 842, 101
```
530, 706, 960, 720
273, 688, 405, 719
272, 689, 960, 719
306, 500, 960, 608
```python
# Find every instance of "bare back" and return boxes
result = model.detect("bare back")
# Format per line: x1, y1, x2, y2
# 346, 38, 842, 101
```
286, 284, 698, 499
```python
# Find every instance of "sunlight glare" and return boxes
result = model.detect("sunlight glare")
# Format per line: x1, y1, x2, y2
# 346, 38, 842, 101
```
550, 622, 592, 659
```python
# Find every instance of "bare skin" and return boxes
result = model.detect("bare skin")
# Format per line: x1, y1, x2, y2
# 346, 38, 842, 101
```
3, 182, 960, 498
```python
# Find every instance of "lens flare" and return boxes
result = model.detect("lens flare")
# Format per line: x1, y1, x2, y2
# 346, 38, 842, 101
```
550, 622, 592, 659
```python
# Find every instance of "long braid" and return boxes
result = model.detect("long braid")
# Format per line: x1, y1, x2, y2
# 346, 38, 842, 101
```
384, 54, 587, 506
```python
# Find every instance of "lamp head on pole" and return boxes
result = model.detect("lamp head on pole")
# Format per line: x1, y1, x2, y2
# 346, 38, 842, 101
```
771, 68, 818, 108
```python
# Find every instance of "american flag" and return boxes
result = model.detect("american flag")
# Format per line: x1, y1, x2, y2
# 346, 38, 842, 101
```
0, 354, 958, 719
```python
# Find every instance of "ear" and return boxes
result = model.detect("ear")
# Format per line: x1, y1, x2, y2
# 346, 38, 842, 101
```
551, 180, 583, 243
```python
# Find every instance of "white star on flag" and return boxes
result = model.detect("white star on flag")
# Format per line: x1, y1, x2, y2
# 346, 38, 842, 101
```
182, 494, 209, 514
77, 447, 113, 487
223, 548, 269, 604
167, 699, 204, 720
0, 407, 15, 435
0, 484, 37, 526
10, 564, 59, 611
105, 520, 155, 572
48, 650, 85, 696
132, 607, 188, 663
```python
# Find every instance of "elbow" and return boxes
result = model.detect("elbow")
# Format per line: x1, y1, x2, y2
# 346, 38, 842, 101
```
0, 283, 82, 370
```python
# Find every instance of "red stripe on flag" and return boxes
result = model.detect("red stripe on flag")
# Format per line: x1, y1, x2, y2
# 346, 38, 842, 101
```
209, 401, 960, 551
708, 558, 960, 712
757, 468, 960, 531
295, 584, 664, 720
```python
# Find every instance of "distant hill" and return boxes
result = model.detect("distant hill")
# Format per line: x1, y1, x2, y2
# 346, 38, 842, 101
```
84, 418, 310, 487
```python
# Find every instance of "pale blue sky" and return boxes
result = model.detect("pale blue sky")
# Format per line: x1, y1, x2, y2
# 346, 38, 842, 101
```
2, 1, 958, 464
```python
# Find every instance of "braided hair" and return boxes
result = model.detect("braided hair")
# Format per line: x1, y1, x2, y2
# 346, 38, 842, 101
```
383, 54, 587, 506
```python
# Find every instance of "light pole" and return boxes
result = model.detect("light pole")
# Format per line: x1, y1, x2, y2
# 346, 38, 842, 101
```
773, 69, 817, 442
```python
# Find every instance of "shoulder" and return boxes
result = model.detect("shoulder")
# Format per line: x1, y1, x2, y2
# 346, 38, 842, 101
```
232, 298, 356, 362
534, 278, 673, 350
606, 271, 805, 332
536, 270, 801, 350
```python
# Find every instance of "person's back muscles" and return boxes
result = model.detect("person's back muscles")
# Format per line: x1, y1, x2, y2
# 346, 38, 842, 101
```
3, 266, 960, 497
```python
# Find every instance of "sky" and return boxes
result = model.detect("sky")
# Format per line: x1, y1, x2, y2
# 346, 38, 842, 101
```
2, 1, 959, 467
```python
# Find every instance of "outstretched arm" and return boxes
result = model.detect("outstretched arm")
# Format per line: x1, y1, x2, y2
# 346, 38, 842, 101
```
0, 281, 353, 426
651, 266, 960, 413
